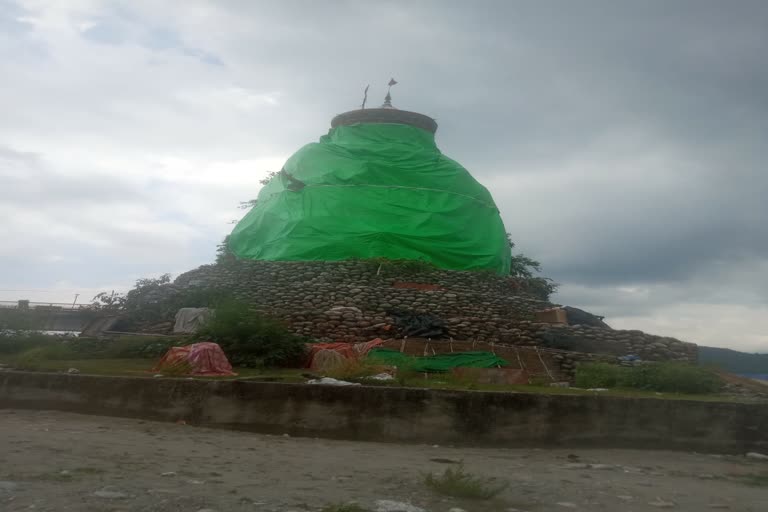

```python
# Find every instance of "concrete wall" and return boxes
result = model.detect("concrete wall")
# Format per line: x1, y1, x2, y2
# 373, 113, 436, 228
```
1, 371, 765, 453
0, 308, 89, 331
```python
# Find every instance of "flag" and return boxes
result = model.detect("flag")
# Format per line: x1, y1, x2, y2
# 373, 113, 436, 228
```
388, 78, 398, 86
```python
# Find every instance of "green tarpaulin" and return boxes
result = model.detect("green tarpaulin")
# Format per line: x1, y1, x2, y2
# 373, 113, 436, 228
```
229, 122, 511, 273
367, 348, 509, 373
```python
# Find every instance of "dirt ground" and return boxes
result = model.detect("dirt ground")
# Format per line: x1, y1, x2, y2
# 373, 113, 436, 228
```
1, 410, 767, 512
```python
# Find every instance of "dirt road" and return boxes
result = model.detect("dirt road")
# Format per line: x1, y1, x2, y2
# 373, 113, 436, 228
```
1, 410, 766, 511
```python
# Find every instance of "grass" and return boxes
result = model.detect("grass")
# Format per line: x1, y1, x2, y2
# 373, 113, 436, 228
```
0, 352, 752, 401
323, 358, 391, 381
731, 472, 768, 487
575, 362, 723, 394
0, 355, 306, 380
423, 463, 507, 500
320, 504, 369, 512
362, 370, 752, 402
0, 335, 757, 402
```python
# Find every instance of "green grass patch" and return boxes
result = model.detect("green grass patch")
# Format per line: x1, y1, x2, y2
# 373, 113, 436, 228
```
320, 504, 369, 512
575, 362, 723, 394
423, 462, 507, 500
0, 354, 307, 381
363, 370, 750, 402
731, 472, 768, 487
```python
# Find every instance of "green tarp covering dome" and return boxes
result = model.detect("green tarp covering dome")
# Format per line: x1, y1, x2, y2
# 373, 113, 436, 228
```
229, 107, 511, 274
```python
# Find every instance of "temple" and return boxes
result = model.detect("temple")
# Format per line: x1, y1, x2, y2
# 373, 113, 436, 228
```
229, 91, 512, 274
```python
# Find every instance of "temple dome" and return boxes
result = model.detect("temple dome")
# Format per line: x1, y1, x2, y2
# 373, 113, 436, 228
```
229, 106, 511, 274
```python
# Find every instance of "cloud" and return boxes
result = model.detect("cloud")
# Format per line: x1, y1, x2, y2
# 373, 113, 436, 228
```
2, 0, 767, 351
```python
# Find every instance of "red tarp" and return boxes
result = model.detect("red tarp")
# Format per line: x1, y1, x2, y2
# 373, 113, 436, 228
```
152, 342, 237, 376
306, 338, 385, 369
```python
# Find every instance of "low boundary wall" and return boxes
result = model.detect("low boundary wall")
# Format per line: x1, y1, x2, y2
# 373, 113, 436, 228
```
1, 371, 766, 453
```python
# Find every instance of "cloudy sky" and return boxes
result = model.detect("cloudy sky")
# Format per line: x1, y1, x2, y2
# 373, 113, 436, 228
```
2, 0, 767, 351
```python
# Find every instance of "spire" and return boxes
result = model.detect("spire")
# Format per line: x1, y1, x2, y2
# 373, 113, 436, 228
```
381, 78, 398, 108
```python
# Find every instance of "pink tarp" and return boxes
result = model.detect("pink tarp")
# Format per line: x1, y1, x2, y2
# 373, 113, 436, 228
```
152, 342, 237, 376
306, 338, 385, 369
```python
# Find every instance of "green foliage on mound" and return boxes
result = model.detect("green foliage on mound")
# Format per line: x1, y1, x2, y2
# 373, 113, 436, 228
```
194, 301, 308, 367
575, 362, 723, 394
92, 274, 226, 328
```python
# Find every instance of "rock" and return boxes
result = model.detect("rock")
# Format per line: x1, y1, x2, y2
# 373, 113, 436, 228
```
160, 471, 177, 477
746, 452, 768, 460
0, 480, 18, 492
374, 500, 426, 512
556, 503, 577, 508
648, 498, 676, 508
93, 488, 130, 499
589, 464, 614, 470
562, 463, 590, 469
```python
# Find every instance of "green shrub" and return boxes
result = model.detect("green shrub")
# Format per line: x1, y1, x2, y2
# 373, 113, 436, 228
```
195, 301, 307, 367
109, 338, 184, 359
0, 331, 56, 354
575, 362, 723, 394
574, 363, 623, 388
14, 345, 78, 369
62, 336, 184, 359
623, 362, 722, 394
423, 463, 507, 500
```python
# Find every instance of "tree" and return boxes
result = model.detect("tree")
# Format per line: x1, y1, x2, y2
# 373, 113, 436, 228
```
238, 170, 280, 211
506, 233, 541, 278
216, 234, 236, 265
506, 233, 558, 300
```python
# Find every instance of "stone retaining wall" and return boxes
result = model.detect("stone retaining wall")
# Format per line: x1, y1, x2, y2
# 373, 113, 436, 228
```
175, 260, 555, 342
174, 260, 697, 363
515, 322, 698, 363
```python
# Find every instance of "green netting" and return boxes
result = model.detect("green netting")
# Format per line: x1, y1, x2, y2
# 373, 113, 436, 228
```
229, 122, 511, 274
367, 348, 508, 373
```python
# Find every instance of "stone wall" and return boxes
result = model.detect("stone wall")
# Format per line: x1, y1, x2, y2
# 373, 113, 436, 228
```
174, 260, 697, 364
175, 260, 555, 342
514, 322, 698, 363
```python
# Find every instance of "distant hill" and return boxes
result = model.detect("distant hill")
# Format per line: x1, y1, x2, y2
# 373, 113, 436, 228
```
698, 346, 768, 374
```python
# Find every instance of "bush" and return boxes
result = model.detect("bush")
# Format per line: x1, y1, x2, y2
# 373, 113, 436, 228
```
62, 336, 183, 359
194, 301, 307, 367
0, 331, 55, 354
0, 333, 187, 362
92, 274, 227, 328
624, 363, 722, 394
423, 463, 507, 500
575, 362, 723, 394
15, 345, 77, 369
574, 362, 622, 388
